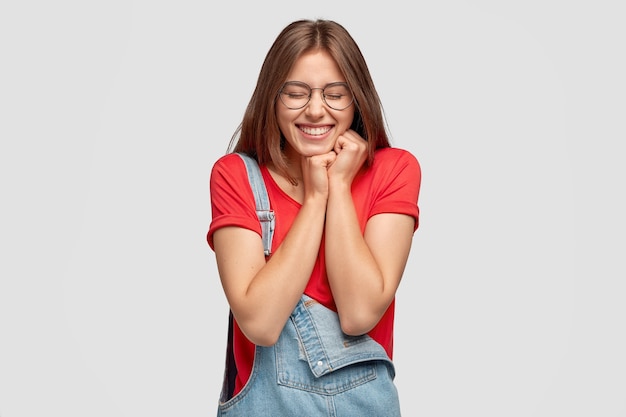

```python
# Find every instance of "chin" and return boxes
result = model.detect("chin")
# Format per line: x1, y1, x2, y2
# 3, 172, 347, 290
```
297, 142, 334, 157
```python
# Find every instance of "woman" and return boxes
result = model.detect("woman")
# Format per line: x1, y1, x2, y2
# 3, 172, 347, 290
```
207, 19, 421, 416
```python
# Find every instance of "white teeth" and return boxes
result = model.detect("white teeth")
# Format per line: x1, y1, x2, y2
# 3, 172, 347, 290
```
300, 126, 331, 136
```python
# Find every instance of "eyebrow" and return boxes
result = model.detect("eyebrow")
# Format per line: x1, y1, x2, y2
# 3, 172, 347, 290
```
284, 81, 349, 87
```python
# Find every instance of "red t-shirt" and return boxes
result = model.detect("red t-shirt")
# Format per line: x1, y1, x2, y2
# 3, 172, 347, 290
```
207, 147, 421, 395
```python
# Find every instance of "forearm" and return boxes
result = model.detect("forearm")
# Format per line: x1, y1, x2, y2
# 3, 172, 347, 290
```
235, 196, 327, 345
325, 182, 388, 335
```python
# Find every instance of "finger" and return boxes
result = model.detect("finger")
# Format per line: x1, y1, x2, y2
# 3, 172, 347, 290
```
334, 133, 354, 152
307, 151, 336, 167
335, 135, 361, 155
322, 151, 337, 167
334, 139, 343, 154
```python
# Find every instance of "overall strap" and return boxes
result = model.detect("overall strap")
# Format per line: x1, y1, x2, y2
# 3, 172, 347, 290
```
221, 153, 277, 403
237, 153, 275, 256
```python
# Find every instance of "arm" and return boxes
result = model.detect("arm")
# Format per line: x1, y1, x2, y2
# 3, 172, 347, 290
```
212, 153, 335, 346
325, 134, 418, 335
325, 204, 414, 335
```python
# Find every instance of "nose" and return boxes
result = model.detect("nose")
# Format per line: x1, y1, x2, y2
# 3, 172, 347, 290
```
305, 88, 326, 116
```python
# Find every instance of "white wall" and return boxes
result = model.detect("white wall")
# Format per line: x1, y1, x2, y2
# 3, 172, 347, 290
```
1, 1, 624, 416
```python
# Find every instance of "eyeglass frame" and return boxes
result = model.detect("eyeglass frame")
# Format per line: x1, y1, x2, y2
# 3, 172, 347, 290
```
277, 81, 355, 111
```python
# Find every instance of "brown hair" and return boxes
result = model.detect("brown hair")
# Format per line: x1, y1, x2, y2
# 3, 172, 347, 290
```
229, 19, 390, 179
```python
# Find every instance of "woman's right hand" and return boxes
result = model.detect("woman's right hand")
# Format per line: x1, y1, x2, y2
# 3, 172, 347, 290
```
301, 151, 337, 200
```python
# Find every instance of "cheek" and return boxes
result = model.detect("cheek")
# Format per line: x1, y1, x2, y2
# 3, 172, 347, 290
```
341, 109, 356, 130
276, 108, 294, 129
276, 109, 291, 136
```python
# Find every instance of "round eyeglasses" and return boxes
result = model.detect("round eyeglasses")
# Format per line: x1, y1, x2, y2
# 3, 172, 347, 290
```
278, 81, 354, 111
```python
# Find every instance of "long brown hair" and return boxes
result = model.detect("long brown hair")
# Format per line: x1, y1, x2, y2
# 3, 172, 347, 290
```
229, 19, 390, 179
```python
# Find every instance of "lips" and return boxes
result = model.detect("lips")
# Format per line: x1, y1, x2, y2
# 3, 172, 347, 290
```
298, 125, 332, 136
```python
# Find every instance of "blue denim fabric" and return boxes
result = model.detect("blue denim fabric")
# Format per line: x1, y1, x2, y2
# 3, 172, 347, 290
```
217, 295, 401, 416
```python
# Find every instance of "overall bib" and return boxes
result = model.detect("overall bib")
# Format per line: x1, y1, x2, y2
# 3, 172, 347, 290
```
217, 295, 401, 417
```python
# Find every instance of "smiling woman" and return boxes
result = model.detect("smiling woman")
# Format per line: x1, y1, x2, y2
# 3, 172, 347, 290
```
207, 19, 421, 416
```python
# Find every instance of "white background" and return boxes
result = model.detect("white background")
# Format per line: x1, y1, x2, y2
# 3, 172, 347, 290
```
1, 1, 624, 416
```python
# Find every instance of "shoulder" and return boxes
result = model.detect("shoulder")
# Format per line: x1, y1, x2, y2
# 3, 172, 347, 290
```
211, 153, 246, 173
207, 153, 264, 249
374, 147, 419, 165
372, 147, 421, 178
210, 153, 251, 184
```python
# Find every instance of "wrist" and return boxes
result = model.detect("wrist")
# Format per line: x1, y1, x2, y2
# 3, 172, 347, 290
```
328, 177, 352, 194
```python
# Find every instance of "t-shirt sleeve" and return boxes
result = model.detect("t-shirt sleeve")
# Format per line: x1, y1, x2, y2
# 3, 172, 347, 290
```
370, 149, 421, 231
207, 154, 263, 250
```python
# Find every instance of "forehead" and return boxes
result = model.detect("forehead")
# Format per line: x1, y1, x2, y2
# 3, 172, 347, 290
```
286, 50, 345, 85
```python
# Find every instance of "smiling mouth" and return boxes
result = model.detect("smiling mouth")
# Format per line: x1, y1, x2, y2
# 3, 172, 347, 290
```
299, 125, 332, 136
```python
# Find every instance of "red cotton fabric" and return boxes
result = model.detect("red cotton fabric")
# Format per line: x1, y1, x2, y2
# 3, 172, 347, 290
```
207, 147, 421, 396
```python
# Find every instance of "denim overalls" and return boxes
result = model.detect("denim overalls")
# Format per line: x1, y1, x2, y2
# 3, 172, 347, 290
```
217, 295, 401, 416
217, 155, 401, 416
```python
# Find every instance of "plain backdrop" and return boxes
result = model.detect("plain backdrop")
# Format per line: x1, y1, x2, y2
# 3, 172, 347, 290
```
1, 1, 624, 416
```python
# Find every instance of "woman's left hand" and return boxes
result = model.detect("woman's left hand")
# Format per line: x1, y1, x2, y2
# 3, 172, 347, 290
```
328, 129, 368, 185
